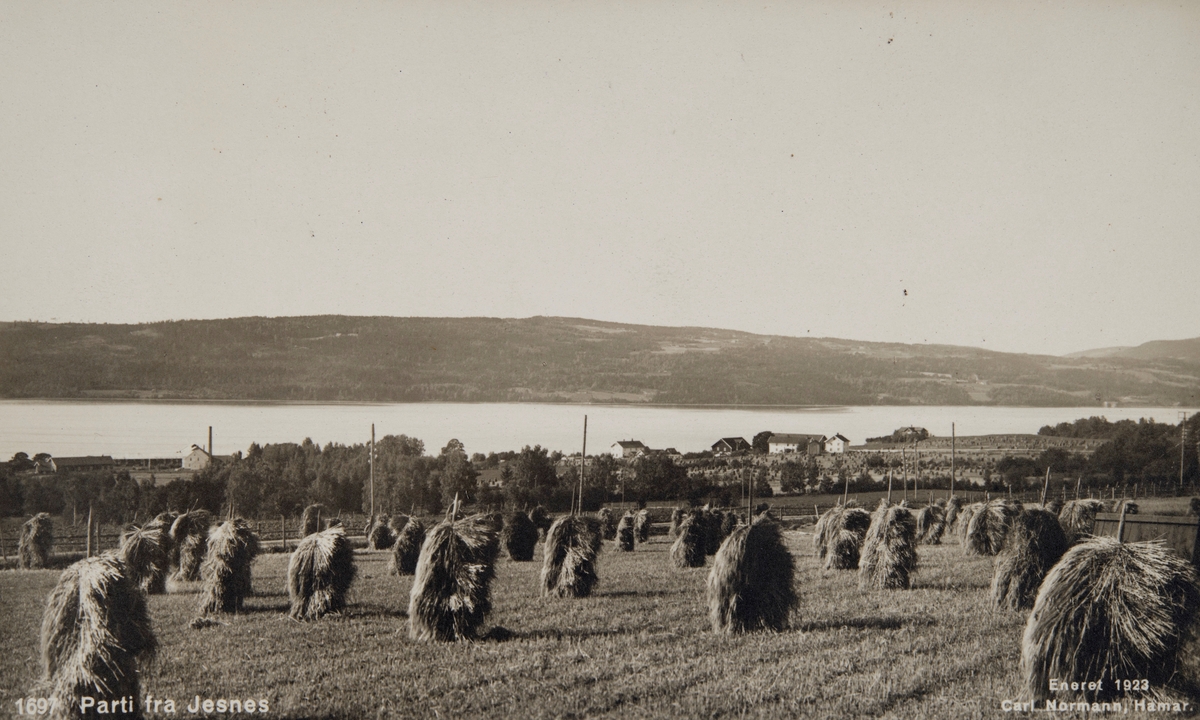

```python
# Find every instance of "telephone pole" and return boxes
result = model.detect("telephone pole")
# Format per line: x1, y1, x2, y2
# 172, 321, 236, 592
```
1180, 412, 1189, 489
950, 422, 956, 498
369, 423, 375, 519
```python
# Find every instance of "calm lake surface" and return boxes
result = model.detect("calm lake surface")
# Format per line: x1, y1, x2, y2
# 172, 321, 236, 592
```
1, 401, 1195, 460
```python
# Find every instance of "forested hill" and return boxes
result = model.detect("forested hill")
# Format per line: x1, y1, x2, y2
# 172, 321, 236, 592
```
1, 316, 1197, 406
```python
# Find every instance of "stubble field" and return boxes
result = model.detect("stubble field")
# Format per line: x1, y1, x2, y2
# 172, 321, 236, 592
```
1, 529, 1030, 719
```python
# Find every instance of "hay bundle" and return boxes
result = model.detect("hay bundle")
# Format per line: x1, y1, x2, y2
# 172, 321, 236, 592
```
1058, 498, 1106, 545
501, 511, 539, 561
944, 496, 963, 529
992, 509, 1069, 611
1021, 537, 1200, 704
669, 507, 683, 539
670, 511, 706, 569
859, 506, 919, 590
41, 554, 157, 718
540, 515, 602, 598
529, 506, 551, 537
169, 510, 212, 581
965, 500, 1020, 556
287, 527, 356, 620
702, 510, 726, 555
368, 520, 396, 551
823, 507, 872, 571
408, 515, 500, 642
197, 519, 260, 616
118, 524, 170, 594
916, 504, 946, 545
719, 511, 738, 540
597, 508, 617, 540
615, 512, 635, 552
301, 504, 323, 537
390, 516, 427, 576
19, 513, 54, 569
813, 506, 839, 559
634, 509, 651, 544
707, 517, 796, 633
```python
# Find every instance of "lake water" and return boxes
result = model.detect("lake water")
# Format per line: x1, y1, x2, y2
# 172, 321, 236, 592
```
0, 400, 1194, 461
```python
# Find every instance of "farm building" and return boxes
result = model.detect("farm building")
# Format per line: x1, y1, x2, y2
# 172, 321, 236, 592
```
825, 434, 850, 454
711, 437, 751, 455
49, 455, 115, 473
611, 440, 649, 459
182, 444, 235, 470
767, 433, 826, 455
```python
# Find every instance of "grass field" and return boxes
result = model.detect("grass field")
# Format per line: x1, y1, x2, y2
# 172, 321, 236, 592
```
0, 525, 1045, 720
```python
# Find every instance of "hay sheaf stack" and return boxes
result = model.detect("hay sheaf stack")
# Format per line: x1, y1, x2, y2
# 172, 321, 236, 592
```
1022, 536, 1200, 704
288, 526, 356, 620
965, 500, 1022, 556
669, 507, 683, 539
822, 506, 873, 571
991, 509, 1069, 611
197, 519, 260, 616
670, 511, 706, 569
944, 496, 963, 531
119, 523, 171, 595
541, 516, 602, 598
170, 510, 213, 582
707, 517, 797, 634
19, 513, 54, 569
390, 517, 427, 576
529, 506, 551, 539
859, 504, 919, 590
408, 514, 500, 642
501, 511, 539, 561
368, 517, 397, 551
916, 504, 946, 545
1057, 499, 1106, 545
634, 509, 651, 544
597, 508, 617, 540
41, 554, 157, 718
301, 504, 323, 537
615, 512, 635, 552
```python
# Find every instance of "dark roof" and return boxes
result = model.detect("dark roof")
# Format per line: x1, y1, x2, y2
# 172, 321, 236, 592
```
768, 433, 826, 444
51, 455, 115, 467
613, 440, 647, 449
828, 434, 850, 442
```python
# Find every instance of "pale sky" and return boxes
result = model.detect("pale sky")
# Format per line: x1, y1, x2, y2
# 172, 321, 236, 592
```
2, 1, 1197, 356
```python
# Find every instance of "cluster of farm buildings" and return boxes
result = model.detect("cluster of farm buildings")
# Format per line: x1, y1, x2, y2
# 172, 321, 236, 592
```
611, 432, 851, 459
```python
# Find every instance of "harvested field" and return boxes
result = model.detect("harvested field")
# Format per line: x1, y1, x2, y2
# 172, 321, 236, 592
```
0, 529, 1032, 718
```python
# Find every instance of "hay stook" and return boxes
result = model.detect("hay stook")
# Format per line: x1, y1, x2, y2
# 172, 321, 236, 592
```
196, 519, 260, 616
288, 526, 356, 620
916, 504, 947, 545
367, 519, 397, 551
119, 524, 171, 595
408, 515, 500, 642
859, 505, 919, 590
823, 507, 872, 571
19, 513, 54, 569
615, 512, 635, 552
670, 511, 706, 569
170, 510, 213, 582
965, 500, 1021, 556
992, 509, 1069, 611
540, 515, 601, 598
1058, 499, 1106, 545
634, 509, 651, 544
301, 504, 323, 537
501, 511, 539, 561
41, 554, 157, 718
390, 517, 427, 576
707, 517, 797, 634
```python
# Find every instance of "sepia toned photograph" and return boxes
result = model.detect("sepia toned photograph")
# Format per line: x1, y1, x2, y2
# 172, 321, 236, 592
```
1, 1, 1199, 717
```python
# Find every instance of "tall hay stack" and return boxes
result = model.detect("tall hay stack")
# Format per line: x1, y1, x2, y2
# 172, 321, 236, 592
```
19, 513, 54, 569
965, 500, 1021, 556
633, 509, 651, 544
859, 505, 919, 590
368, 519, 397, 551
170, 510, 213, 582
541, 515, 602, 598
530, 506, 551, 538
719, 511, 738, 540
597, 508, 617, 540
501, 511, 539, 561
41, 554, 157, 719
813, 506, 839, 560
1057, 498, 1106, 545
991, 509, 1069, 611
944, 496, 963, 530
823, 507, 872, 571
390, 517, 426, 576
118, 524, 171, 594
916, 504, 947, 545
1021, 537, 1200, 704
707, 517, 797, 634
669, 507, 683, 539
408, 515, 500, 642
615, 512, 635, 552
301, 504, 323, 537
670, 511, 707, 569
288, 527, 356, 620
197, 519, 260, 616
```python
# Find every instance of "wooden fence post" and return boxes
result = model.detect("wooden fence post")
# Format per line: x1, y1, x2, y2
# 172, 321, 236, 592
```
86, 505, 93, 558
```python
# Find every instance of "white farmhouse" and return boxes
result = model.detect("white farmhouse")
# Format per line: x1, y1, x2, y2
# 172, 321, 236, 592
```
824, 434, 850, 454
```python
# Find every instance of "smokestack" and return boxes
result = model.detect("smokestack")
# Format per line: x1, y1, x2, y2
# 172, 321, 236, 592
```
209, 426, 213, 456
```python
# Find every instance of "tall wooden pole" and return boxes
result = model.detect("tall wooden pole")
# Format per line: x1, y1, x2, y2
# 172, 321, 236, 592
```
1181, 412, 1188, 489
950, 422, 956, 498
86, 504, 93, 558
369, 423, 375, 520
1041, 466, 1051, 506
577, 415, 587, 516
902, 447, 908, 502
887, 469, 893, 504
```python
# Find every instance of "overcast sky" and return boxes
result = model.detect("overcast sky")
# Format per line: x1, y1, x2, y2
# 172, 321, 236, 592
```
2, 1, 1197, 357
